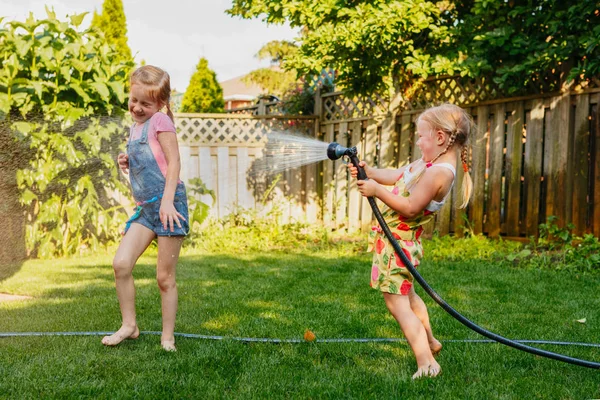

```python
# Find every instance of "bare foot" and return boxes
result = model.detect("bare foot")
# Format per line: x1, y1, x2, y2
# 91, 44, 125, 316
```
161, 340, 176, 352
101, 325, 139, 346
412, 362, 441, 380
429, 338, 442, 356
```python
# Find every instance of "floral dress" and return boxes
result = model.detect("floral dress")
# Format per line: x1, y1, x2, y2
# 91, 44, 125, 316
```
368, 161, 456, 295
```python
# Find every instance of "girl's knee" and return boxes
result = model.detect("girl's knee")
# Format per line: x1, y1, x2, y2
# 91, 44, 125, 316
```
156, 273, 176, 292
112, 256, 134, 278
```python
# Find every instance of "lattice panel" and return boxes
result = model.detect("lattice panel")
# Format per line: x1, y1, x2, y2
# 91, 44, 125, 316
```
322, 93, 389, 122
409, 76, 502, 109
175, 117, 315, 146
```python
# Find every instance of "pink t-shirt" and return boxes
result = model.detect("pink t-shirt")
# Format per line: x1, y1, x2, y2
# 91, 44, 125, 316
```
130, 112, 176, 179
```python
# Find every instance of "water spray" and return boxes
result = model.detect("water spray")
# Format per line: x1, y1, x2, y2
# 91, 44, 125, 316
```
326, 142, 600, 369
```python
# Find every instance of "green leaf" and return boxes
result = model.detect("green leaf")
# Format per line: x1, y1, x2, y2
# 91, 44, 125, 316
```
11, 121, 34, 134
92, 82, 111, 101
69, 12, 88, 28
108, 81, 125, 103
45, 6, 56, 20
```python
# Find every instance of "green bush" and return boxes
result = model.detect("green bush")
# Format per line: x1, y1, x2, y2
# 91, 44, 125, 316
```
0, 9, 133, 258
506, 216, 600, 273
184, 204, 363, 254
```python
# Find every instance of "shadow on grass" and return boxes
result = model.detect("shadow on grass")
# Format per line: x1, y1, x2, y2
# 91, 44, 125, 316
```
0, 261, 24, 283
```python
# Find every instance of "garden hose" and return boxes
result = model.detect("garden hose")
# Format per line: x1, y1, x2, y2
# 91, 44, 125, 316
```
1, 331, 600, 348
326, 142, 600, 369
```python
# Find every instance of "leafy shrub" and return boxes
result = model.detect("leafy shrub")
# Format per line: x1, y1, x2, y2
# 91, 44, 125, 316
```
1, 9, 133, 258
184, 204, 363, 254
425, 233, 520, 262
506, 216, 600, 273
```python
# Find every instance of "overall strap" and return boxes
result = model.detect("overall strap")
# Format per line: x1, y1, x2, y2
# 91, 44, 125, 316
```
139, 119, 151, 144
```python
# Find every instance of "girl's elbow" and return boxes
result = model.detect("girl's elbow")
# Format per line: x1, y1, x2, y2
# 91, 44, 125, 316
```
403, 210, 419, 219
402, 206, 422, 218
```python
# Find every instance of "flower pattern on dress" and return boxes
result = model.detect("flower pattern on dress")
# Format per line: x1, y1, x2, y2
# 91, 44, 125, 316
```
368, 167, 442, 295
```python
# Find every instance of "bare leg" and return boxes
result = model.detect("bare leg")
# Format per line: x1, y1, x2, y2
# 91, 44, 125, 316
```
383, 292, 441, 379
156, 236, 184, 351
408, 286, 442, 355
102, 223, 155, 346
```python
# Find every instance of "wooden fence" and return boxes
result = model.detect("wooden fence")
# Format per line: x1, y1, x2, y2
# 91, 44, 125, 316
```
315, 89, 600, 238
178, 82, 600, 238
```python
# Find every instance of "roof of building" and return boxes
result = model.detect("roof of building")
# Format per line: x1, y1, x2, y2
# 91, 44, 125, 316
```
220, 74, 265, 101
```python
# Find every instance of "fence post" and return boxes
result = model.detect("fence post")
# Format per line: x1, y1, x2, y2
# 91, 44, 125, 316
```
305, 88, 321, 224
257, 98, 267, 115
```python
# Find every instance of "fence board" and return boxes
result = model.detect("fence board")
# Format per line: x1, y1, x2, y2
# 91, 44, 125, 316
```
546, 94, 570, 225
472, 106, 488, 233
523, 100, 545, 236
361, 120, 377, 231
236, 147, 253, 210
348, 121, 363, 232
505, 102, 523, 236
452, 160, 465, 236
380, 115, 397, 168
323, 124, 335, 228
410, 114, 421, 162
398, 114, 412, 167
335, 123, 349, 228
572, 94, 591, 234
216, 147, 229, 218
593, 103, 600, 237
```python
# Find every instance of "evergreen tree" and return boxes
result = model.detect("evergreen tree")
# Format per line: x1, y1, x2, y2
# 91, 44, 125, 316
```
180, 58, 225, 113
91, 0, 132, 61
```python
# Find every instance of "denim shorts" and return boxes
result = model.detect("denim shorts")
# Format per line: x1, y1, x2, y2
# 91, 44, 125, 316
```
132, 195, 189, 237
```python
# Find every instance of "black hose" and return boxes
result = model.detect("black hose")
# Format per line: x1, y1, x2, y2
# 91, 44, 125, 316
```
349, 154, 600, 369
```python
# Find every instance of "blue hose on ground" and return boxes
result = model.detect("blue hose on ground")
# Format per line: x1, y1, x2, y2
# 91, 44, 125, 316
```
1, 331, 600, 348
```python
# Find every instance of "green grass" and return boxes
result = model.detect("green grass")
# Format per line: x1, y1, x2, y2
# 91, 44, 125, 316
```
1, 244, 599, 399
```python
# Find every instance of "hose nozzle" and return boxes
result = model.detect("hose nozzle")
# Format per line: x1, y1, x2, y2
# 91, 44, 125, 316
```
327, 142, 358, 160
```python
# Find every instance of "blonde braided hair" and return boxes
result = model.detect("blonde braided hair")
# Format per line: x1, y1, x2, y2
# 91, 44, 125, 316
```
416, 104, 474, 209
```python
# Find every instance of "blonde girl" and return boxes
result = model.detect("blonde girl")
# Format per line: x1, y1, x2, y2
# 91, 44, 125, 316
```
348, 103, 473, 378
102, 65, 189, 352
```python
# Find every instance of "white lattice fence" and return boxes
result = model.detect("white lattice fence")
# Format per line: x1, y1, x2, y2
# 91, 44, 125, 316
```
174, 113, 318, 221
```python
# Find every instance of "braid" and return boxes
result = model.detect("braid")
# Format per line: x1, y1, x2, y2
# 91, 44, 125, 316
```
460, 145, 469, 172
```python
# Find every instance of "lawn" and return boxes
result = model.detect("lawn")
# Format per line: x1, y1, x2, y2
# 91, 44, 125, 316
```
1, 242, 599, 399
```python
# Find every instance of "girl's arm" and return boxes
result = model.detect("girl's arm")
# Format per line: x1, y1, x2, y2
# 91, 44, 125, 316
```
369, 166, 407, 185
357, 169, 444, 218
157, 131, 184, 231
348, 162, 406, 185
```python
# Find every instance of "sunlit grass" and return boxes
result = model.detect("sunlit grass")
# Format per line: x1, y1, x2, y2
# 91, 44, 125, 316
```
1, 243, 599, 399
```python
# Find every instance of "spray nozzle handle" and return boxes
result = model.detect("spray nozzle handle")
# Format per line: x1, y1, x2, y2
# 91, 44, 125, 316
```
348, 154, 368, 181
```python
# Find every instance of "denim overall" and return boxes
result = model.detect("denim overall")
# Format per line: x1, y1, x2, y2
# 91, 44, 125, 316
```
123, 118, 189, 236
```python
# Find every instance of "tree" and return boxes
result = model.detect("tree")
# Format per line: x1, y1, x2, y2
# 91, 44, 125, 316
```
228, 1, 600, 101
453, 1, 600, 94
243, 40, 299, 97
180, 58, 225, 113
228, 0, 455, 105
91, 0, 132, 61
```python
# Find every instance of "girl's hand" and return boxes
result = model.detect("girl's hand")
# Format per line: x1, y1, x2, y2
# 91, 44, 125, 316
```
357, 179, 379, 197
159, 201, 186, 232
347, 161, 372, 179
117, 153, 129, 174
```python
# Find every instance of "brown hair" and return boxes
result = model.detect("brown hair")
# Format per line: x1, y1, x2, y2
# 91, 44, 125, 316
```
416, 103, 474, 209
130, 65, 174, 122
